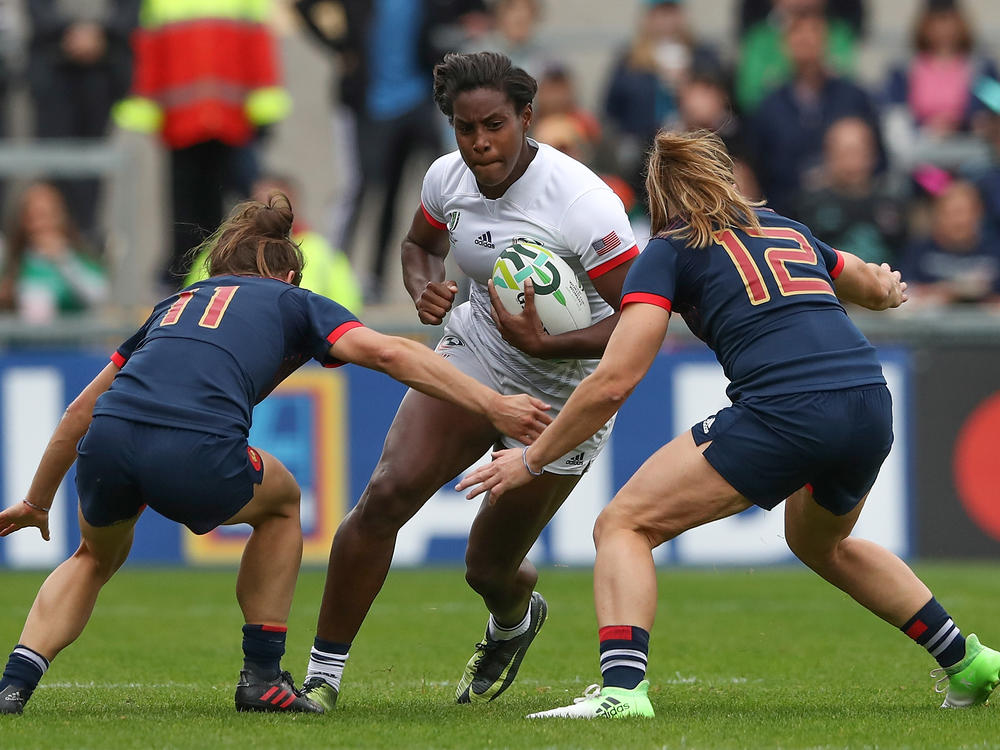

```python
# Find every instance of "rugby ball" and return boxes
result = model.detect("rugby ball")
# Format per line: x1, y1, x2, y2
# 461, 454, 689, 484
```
492, 241, 591, 335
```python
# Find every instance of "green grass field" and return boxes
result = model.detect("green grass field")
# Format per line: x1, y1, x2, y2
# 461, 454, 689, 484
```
1, 563, 999, 749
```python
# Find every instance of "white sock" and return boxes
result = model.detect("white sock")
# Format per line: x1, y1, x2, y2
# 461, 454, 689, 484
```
488, 605, 531, 641
306, 647, 349, 692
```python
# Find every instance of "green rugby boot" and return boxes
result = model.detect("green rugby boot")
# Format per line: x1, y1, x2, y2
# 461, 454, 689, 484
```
932, 634, 1000, 708
456, 591, 547, 704
301, 676, 339, 712
527, 680, 655, 719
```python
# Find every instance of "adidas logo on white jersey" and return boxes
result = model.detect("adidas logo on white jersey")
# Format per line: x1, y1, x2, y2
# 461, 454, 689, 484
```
474, 231, 495, 249
565, 452, 586, 467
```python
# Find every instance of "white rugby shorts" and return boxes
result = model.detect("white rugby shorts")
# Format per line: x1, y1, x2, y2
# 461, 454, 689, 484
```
434, 304, 614, 475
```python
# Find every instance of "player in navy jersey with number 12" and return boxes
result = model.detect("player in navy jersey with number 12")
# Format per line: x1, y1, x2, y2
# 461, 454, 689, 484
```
460, 130, 1000, 718
0, 194, 551, 716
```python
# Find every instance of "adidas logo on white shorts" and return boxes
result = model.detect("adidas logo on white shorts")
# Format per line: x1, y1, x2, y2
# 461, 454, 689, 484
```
565, 452, 586, 467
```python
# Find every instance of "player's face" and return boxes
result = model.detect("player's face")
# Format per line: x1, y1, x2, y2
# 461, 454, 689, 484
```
452, 87, 532, 198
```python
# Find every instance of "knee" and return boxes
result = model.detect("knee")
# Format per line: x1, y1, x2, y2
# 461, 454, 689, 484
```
593, 505, 625, 549
74, 541, 125, 582
351, 467, 425, 538
786, 528, 837, 572
270, 474, 302, 520
594, 501, 670, 550
282, 474, 302, 507
464, 538, 534, 600
464, 559, 509, 599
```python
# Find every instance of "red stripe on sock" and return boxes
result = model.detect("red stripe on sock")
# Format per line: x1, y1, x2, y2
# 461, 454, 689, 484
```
259, 624, 288, 632
906, 620, 929, 639
279, 693, 296, 708
259, 686, 279, 702
271, 689, 289, 705
599, 625, 633, 642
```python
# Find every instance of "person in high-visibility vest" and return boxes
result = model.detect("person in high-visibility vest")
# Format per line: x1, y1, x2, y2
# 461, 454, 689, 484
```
184, 174, 363, 315
113, 0, 292, 290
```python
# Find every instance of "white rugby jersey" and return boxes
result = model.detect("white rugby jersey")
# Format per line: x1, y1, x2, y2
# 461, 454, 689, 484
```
420, 140, 638, 399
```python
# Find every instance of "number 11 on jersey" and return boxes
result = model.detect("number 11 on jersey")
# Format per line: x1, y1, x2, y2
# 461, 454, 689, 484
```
160, 286, 240, 328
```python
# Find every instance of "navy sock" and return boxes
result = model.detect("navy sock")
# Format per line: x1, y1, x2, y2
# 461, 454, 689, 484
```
599, 625, 649, 690
901, 597, 966, 669
313, 637, 350, 655
242, 624, 287, 680
0, 645, 49, 692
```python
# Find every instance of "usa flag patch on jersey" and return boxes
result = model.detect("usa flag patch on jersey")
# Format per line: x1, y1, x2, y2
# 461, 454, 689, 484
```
591, 231, 621, 256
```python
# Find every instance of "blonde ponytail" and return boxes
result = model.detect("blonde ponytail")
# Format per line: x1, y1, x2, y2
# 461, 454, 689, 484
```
645, 130, 762, 249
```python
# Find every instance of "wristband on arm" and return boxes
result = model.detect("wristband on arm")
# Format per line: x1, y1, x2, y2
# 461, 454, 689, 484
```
522, 446, 544, 477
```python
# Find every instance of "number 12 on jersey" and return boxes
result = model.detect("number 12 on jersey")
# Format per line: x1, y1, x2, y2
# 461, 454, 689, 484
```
715, 227, 834, 305
160, 286, 240, 328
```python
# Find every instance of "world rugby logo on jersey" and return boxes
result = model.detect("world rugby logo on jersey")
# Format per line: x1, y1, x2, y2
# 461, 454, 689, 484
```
446, 211, 460, 245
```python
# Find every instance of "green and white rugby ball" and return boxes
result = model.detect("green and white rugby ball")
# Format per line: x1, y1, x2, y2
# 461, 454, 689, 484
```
492, 240, 591, 335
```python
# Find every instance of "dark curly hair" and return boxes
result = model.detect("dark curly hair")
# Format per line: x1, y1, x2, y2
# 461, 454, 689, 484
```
433, 51, 538, 123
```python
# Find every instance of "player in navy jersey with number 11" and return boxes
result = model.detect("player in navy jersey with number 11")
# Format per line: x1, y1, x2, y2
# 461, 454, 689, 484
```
0, 194, 551, 716
459, 130, 1000, 718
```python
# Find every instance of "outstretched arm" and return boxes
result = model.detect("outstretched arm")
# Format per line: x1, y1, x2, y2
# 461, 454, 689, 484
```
0, 362, 119, 540
833, 252, 908, 311
329, 327, 552, 444
458, 301, 670, 500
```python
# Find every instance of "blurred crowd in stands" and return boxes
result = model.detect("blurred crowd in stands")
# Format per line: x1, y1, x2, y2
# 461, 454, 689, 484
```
1, 0, 1000, 324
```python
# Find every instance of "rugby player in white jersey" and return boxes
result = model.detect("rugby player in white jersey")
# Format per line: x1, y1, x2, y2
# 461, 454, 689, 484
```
302, 51, 639, 710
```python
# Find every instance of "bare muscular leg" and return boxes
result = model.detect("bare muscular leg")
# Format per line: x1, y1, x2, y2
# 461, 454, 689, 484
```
19, 508, 139, 661
593, 432, 751, 631
465, 472, 579, 624
315, 389, 497, 642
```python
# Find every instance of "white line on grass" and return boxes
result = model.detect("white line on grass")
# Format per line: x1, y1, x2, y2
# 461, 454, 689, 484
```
39, 682, 213, 690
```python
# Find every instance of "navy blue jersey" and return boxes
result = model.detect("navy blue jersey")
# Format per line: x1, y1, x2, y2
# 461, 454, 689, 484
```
93, 275, 361, 436
622, 209, 885, 400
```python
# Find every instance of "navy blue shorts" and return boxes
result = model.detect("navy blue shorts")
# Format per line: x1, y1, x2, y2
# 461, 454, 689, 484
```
75, 416, 265, 534
691, 385, 893, 516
